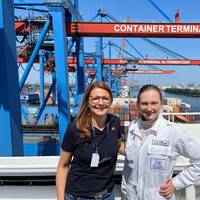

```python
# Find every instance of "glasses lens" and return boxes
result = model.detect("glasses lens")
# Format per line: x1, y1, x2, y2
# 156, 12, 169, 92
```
90, 96, 110, 104
102, 96, 110, 103
90, 96, 100, 104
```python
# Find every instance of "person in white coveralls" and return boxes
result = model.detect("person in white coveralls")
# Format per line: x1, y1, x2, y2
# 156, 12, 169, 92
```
121, 84, 200, 200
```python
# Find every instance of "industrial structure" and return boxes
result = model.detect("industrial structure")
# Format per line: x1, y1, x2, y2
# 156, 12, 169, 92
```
1, 0, 200, 157
1, 1, 200, 200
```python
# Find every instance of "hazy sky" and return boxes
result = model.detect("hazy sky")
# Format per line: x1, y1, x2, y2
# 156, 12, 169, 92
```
16, 0, 200, 85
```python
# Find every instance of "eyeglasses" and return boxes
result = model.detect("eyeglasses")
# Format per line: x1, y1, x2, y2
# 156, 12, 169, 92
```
89, 96, 111, 104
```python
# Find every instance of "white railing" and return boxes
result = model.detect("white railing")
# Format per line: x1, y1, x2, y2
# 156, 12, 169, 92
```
162, 112, 200, 124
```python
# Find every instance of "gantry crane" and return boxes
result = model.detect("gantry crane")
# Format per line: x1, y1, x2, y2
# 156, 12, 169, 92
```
2, 0, 200, 156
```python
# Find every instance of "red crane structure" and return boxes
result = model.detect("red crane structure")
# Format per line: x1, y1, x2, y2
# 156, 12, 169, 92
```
15, 21, 200, 38
17, 57, 200, 66
67, 22, 200, 38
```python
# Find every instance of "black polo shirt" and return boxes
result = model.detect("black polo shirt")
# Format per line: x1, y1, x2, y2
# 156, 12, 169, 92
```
61, 113, 121, 197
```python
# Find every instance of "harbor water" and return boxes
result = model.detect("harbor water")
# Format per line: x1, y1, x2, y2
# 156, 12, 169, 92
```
164, 92, 200, 112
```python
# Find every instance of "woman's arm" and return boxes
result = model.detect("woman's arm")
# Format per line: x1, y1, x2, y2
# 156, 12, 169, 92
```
172, 132, 200, 191
56, 150, 72, 200
118, 139, 125, 155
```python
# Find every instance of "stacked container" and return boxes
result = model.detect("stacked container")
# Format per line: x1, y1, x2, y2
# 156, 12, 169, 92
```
109, 97, 138, 139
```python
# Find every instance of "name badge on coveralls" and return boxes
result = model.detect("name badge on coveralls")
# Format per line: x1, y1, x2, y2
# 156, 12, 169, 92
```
90, 153, 100, 167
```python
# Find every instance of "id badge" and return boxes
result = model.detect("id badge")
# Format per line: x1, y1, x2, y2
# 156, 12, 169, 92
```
90, 153, 100, 167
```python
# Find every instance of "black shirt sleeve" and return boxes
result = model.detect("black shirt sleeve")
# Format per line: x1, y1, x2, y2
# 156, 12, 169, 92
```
61, 121, 77, 152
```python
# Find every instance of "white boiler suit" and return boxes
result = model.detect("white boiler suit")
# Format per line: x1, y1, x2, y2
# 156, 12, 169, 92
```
121, 115, 200, 200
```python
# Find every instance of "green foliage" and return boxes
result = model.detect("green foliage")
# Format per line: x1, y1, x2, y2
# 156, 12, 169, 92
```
165, 88, 200, 97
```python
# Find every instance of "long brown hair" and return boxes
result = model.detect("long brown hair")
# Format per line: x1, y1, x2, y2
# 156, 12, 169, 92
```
76, 81, 113, 139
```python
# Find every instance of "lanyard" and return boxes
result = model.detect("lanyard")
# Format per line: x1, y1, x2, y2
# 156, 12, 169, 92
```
91, 124, 109, 154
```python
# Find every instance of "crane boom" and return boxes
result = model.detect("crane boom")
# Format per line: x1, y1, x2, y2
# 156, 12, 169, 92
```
137, 59, 200, 65
15, 21, 200, 38
67, 22, 200, 38
18, 57, 200, 66
112, 69, 175, 74
85, 69, 175, 75
45, 57, 200, 66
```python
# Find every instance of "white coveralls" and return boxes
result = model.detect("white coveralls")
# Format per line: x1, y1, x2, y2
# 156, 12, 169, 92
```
121, 115, 200, 200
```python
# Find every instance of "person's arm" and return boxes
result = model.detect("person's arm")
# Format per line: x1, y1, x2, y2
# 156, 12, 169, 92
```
56, 150, 72, 200
160, 128, 200, 199
118, 139, 125, 155
172, 131, 200, 190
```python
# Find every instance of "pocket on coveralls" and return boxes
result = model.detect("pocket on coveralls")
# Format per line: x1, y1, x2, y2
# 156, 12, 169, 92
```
147, 143, 172, 188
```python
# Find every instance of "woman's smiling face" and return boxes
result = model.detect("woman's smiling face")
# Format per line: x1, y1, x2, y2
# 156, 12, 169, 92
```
137, 89, 162, 121
89, 87, 112, 117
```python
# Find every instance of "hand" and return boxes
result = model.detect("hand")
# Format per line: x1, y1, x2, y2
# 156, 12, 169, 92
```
159, 178, 175, 199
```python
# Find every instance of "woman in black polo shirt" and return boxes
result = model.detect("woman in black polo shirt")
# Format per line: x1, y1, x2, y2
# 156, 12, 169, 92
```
56, 81, 123, 200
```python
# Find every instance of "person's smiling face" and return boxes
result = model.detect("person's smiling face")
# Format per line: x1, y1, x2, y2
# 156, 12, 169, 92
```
89, 87, 112, 117
137, 89, 162, 121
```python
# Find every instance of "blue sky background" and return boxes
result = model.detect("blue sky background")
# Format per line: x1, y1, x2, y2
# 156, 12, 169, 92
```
16, 0, 200, 85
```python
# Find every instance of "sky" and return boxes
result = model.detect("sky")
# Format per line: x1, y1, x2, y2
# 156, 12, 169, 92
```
16, 0, 200, 86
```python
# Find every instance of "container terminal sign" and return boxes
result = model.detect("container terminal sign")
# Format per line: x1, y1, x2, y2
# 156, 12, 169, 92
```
113, 24, 200, 33
68, 22, 200, 37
